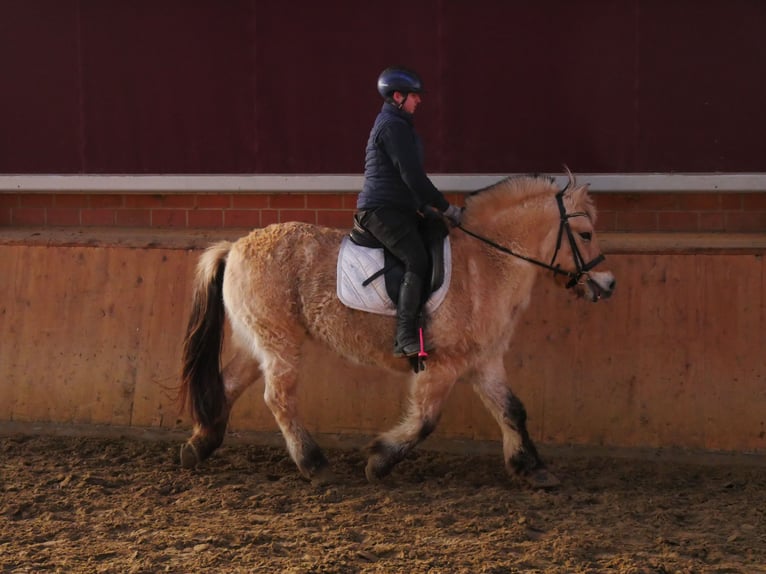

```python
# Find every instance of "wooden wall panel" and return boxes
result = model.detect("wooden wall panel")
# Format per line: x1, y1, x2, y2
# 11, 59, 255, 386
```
1, 242, 764, 453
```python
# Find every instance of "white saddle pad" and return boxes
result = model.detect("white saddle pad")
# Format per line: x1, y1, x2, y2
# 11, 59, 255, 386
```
336, 236, 451, 316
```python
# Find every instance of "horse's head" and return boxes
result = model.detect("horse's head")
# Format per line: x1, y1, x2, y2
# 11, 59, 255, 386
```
460, 172, 615, 302
549, 172, 615, 302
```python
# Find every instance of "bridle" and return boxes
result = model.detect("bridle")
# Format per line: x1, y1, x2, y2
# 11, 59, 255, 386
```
456, 185, 606, 289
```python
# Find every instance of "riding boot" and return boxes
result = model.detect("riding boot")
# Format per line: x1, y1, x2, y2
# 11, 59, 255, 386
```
394, 272, 424, 358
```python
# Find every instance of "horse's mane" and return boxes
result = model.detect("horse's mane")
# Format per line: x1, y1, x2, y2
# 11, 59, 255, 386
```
469, 174, 556, 197
466, 173, 595, 220
465, 174, 560, 215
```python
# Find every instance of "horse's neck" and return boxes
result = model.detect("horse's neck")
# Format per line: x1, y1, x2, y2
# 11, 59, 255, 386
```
464, 199, 557, 265
454, 209, 550, 286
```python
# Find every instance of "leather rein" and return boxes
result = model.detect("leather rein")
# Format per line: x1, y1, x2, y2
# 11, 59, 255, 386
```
456, 187, 606, 289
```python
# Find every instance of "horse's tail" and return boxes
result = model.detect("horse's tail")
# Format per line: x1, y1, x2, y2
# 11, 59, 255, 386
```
179, 241, 232, 429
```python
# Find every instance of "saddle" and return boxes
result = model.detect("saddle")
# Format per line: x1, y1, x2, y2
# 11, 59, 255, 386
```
349, 213, 449, 305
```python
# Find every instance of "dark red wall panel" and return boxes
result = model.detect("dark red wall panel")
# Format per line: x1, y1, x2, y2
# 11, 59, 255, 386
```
637, 1, 766, 172
1, 1, 764, 174
79, 1, 256, 172
0, 1, 82, 172
438, 1, 638, 173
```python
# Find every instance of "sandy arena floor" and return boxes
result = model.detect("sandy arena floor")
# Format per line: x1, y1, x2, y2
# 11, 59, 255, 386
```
1, 433, 765, 573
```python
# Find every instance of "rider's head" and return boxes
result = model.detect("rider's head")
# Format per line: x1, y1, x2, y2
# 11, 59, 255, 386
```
377, 67, 423, 113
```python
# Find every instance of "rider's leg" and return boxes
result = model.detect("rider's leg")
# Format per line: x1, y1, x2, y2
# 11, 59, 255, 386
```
393, 271, 424, 357
358, 208, 429, 357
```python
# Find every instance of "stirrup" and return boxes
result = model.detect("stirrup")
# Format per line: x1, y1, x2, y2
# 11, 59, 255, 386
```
394, 342, 421, 358
408, 354, 427, 373
397, 327, 429, 374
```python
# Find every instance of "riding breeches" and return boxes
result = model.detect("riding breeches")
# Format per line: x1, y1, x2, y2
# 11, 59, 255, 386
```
357, 207, 428, 282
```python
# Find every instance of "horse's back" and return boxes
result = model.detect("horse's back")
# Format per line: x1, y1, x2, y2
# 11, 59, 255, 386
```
224, 222, 345, 321
224, 222, 403, 368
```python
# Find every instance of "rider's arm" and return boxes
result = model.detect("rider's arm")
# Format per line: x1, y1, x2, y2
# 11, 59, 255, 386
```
380, 122, 449, 212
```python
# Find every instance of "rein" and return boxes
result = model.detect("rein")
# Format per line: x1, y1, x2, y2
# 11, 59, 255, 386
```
456, 188, 605, 289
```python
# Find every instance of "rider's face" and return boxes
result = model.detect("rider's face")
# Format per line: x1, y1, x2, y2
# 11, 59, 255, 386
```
394, 91, 421, 114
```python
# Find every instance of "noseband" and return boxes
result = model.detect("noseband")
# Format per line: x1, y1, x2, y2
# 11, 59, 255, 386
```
456, 185, 606, 289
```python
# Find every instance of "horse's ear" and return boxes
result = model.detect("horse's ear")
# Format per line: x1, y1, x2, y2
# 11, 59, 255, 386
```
561, 165, 576, 193
564, 164, 577, 189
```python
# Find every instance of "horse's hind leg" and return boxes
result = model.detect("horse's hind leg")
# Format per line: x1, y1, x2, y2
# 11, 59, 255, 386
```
471, 359, 559, 488
180, 349, 260, 468
260, 346, 333, 485
365, 368, 456, 482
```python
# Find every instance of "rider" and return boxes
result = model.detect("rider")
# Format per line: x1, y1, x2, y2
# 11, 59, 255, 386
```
356, 66, 462, 359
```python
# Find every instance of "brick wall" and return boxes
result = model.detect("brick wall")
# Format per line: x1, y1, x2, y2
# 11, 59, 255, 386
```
1, 191, 766, 232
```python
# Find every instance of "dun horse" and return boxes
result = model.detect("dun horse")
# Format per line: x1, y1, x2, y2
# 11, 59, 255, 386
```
178, 173, 615, 487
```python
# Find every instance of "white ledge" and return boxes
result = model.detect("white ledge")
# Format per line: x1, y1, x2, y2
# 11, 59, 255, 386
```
0, 173, 765, 193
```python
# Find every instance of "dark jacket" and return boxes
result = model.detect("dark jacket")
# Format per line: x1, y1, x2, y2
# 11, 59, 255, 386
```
357, 103, 449, 213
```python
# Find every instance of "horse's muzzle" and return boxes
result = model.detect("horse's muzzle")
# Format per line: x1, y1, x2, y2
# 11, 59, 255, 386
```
578, 271, 616, 302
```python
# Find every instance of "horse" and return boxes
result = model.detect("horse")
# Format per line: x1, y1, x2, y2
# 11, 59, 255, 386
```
177, 172, 616, 488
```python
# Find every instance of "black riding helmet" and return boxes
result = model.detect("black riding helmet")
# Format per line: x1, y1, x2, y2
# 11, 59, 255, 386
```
377, 67, 423, 107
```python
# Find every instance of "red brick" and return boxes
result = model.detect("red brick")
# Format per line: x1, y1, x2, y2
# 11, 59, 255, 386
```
115, 209, 151, 227
342, 193, 359, 210
720, 194, 743, 210
279, 210, 316, 224
224, 210, 260, 228
232, 194, 270, 209
270, 194, 306, 209
590, 193, 631, 211
261, 210, 279, 227
698, 212, 725, 232
0, 194, 19, 208
742, 193, 766, 210
658, 211, 699, 232
0, 207, 11, 225
317, 210, 353, 228
725, 211, 766, 232
20, 194, 54, 207
634, 194, 680, 211
615, 211, 658, 232
306, 194, 344, 209
82, 209, 115, 226
47, 208, 81, 226
678, 193, 721, 211
594, 211, 616, 232
151, 209, 187, 228
196, 194, 232, 209
125, 194, 196, 208
188, 210, 223, 228
55, 194, 89, 208
596, 193, 679, 211
12, 207, 46, 225
90, 194, 124, 208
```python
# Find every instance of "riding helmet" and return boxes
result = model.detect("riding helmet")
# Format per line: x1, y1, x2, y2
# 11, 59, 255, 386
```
377, 67, 424, 101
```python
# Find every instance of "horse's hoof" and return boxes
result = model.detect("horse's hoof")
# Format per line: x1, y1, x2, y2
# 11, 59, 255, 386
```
524, 468, 560, 489
179, 441, 200, 469
310, 467, 336, 486
365, 462, 382, 483
364, 457, 392, 483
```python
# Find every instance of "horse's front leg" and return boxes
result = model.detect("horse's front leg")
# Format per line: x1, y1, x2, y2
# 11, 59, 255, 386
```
366, 366, 457, 482
471, 358, 560, 488
180, 349, 260, 468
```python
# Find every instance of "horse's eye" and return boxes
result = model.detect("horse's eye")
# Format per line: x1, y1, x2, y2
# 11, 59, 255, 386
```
579, 232, 592, 242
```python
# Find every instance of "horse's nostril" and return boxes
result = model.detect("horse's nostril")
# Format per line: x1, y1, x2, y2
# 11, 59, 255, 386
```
608, 279, 616, 291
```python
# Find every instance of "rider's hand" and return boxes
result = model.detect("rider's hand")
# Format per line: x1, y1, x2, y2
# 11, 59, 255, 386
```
421, 205, 443, 220
444, 204, 463, 226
